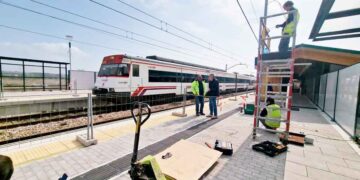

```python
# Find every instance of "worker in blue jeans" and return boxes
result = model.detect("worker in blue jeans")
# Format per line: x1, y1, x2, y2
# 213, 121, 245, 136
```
206, 74, 220, 119
191, 75, 207, 116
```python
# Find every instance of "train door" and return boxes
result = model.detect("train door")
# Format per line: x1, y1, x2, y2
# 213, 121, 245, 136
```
130, 63, 142, 94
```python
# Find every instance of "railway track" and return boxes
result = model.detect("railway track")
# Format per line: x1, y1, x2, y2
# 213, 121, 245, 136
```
0, 91, 253, 145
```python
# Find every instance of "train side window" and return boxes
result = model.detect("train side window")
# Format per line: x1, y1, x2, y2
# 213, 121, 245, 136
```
132, 64, 139, 77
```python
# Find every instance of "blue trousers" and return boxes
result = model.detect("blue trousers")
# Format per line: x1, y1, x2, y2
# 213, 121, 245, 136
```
195, 96, 204, 114
209, 96, 218, 116
278, 36, 290, 52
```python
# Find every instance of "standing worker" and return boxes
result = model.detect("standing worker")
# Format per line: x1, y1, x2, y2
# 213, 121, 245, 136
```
191, 75, 206, 116
259, 97, 281, 130
276, 1, 300, 52
206, 74, 220, 119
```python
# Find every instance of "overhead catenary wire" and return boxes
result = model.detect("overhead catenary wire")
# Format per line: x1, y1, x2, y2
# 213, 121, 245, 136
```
29, 0, 211, 58
89, 0, 240, 61
29, 0, 233, 63
236, 0, 258, 43
114, 0, 243, 58
0, 1, 216, 62
0, 24, 232, 68
0, 24, 143, 56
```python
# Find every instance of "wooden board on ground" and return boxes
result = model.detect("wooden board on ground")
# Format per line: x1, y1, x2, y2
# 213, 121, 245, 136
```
154, 139, 221, 180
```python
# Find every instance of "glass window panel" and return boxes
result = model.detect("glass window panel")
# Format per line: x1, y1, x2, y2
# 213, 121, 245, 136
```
44, 67, 60, 89
25, 77, 43, 89
2, 77, 23, 90
1, 59, 22, 65
25, 65, 43, 78
24, 61, 42, 66
2, 64, 23, 77
132, 64, 139, 77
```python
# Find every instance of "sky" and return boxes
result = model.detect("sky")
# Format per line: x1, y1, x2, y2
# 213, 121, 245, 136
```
0, 0, 359, 75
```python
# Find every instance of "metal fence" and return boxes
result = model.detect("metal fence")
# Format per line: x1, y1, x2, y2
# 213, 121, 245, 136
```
0, 56, 69, 92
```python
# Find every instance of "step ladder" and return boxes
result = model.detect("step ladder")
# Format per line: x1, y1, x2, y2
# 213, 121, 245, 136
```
253, 10, 299, 139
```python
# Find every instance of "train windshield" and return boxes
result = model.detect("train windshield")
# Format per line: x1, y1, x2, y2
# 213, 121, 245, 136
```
98, 64, 129, 76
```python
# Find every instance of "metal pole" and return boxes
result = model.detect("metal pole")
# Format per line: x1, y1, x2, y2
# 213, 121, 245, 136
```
87, 93, 91, 140
22, 61, 25, 92
75, 80, 77, 95
264, 0, 268, 25
59, 64, 62, 90
42, 62, 45, 91
0, 82, 3, 100
182, 88, 186, 114
0, 58, 4, 92
235, 73, 238, 100
68, 41, 72, 73
90, 93, 94, 139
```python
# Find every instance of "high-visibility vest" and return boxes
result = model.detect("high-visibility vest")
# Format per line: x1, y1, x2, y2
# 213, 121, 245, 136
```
191, 80, 207, 96
265, 104, 281, 128
283, 9, 300, 36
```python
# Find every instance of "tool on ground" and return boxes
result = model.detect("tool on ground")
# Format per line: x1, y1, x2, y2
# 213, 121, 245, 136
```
129, 102, 165, 180
279, 132, 305, 146
58, 173, 68, 180
205, 142, 212, 149
252, 141, 287, 157
214, 140, 233, 156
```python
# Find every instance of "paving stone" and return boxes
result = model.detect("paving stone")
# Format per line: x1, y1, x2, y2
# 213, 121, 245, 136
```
284, 161, 307, 177
345, 159, 360, 170
284, 171, 311, 180
327, 162, 360, 179
307, 167, 354, 180
304, 151, 348, 167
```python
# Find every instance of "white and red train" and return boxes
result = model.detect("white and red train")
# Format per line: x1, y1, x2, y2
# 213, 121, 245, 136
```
93, 55, 255, 96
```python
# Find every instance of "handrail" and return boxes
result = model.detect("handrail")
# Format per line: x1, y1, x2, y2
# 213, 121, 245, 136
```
260, 10, 297, 19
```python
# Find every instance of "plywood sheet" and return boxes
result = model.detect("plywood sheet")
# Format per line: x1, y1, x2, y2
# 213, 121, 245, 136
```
155, 139, 221, 180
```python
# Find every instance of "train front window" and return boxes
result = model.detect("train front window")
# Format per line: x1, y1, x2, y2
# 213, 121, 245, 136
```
98, 64, 129, 76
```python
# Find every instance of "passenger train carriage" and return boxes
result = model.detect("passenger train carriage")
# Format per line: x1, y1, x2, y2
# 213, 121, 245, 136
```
93, 55, 255, 96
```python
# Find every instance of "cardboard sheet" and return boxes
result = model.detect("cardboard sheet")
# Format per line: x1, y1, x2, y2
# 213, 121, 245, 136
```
155, 139, 221, 180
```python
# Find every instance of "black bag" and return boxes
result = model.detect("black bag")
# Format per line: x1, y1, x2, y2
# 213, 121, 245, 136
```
252, 141, 287, 157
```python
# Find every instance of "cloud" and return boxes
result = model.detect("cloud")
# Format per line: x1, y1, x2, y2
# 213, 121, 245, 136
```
0, 42, 91, 69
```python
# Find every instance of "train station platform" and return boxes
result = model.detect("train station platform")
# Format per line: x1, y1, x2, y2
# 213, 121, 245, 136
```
1, 93, 360, 180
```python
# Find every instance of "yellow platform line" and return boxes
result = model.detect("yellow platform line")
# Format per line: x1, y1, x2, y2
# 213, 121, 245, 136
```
4, 108, 193, 167
5, 96, 243, 167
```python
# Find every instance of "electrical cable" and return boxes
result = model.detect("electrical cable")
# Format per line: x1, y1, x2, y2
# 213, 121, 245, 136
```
116, 0, 244, 58
29, 0, 234, 63
89, 0, 240, 61
236, 0, 258, 42
0, 1, 211, 61
0, 24, 142, 55
29, 0, 205, 56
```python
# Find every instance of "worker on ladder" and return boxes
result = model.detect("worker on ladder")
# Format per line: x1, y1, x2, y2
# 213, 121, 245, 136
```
259, 98, 281, 130
276, 1, 300, 52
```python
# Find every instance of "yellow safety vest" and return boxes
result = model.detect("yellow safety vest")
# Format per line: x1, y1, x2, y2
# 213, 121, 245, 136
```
283, 9, 300, 36
191, 80, 207, 96
265, 104, 281, 128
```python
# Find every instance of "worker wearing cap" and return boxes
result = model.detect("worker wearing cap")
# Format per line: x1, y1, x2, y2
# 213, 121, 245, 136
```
191, 75, 207, 116
276, 1, 300, 52
260, 97, 281, 129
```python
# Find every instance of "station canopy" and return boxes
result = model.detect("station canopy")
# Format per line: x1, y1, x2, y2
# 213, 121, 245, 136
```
309, 0, 360, 41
